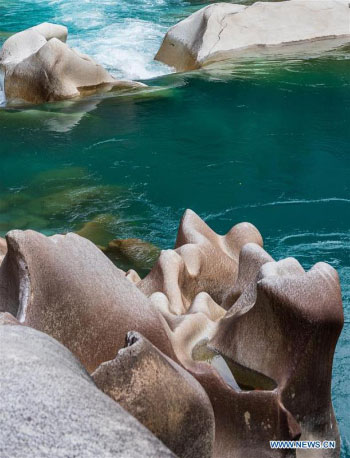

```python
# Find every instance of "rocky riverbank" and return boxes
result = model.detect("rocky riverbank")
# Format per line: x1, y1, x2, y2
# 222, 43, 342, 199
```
0, 210, 343, 457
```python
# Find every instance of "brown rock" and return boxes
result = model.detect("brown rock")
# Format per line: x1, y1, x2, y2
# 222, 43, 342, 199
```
0, 230, 174, 372
93, 332, 215, 458
211, 256, 343, 456
138, 209, 263, 313
0, 312, 20, 325
158, 309, 299, 458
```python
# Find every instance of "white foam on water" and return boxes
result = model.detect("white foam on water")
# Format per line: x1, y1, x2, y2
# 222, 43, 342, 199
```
69, 20, 172, 80
47, 0, 177, 81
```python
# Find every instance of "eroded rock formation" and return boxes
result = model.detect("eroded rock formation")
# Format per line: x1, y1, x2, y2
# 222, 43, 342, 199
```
138, 209, 262, 314
93, 332, 215, 458
155, 1, 350, 71
0, 22, 145, 104
0, 210, 343, 457
0, 230, 173, 372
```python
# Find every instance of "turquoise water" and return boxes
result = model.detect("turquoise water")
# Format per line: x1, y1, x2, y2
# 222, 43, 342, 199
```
1, 0, 350, 454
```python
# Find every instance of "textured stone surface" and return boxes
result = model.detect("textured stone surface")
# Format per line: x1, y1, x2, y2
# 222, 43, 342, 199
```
93, 332, 215, 458
0, 209, 344, 458
0, 230, 174, 372
158, 309, 299, 458
138, 209, 262, 314
211, 253, 343, 457
0, 311, 19, 325
0, 325, 176, 458
155, 0, 350, 71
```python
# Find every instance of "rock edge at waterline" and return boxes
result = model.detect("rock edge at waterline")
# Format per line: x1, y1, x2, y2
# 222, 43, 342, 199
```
155, 0, 350, 71
0, 22, 145, 104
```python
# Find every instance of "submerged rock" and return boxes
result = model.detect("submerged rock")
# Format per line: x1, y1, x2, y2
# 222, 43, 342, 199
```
0, 325, 176, 458
27, 185, 118, 217
0, 230, 174, 372
93, 332, 215, 458
155, 0, 350, 71
75, 214, 121, 248
0, 22, 145, 104
104, 238, 161, 276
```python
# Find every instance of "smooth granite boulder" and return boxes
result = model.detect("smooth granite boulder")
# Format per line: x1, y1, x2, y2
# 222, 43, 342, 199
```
0, 230, 174, 372
0, 23, 145, 104
138, 209, 262, 313
211, 257, 343, 456
0, 325, 176, 458
155, 0, 350, 71
0, 23, 67, 66
93, 332, 215, 458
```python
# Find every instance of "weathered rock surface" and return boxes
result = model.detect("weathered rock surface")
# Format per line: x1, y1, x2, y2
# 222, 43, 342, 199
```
0, 325, 176, 458
155, 0, 350, 71
0, 230, 174, 372
138, 209, 262, 313
158, 308, 299, 458
93, 332, 215, 458
0, 23, 145, 104
0, 210, 344, 458
211, 252, 343, 456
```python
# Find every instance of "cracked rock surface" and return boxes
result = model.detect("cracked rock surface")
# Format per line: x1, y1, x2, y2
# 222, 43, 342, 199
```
155, 0, 350, 71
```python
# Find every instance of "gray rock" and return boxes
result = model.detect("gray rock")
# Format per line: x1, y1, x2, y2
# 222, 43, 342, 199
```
0, 325, 176, 458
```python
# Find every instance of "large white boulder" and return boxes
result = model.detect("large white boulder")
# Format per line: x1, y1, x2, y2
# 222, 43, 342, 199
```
0, 23, 67, 66
0, 23, 145, 104
155, 0, 350, 71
